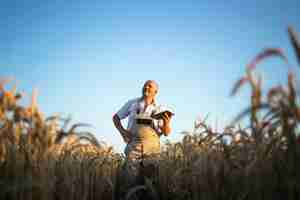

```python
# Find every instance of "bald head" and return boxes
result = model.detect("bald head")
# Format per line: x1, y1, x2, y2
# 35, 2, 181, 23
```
144, 80, 158, 90
142, 80, 159, 98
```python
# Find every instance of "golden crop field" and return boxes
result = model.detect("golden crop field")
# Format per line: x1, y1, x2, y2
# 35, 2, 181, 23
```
0, 26, 299, 200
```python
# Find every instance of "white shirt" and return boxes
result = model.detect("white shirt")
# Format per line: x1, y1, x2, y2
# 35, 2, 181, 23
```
116, 97, 165, 134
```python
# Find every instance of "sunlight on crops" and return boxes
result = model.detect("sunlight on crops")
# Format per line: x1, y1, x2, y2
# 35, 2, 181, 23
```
0, 26, 300, 200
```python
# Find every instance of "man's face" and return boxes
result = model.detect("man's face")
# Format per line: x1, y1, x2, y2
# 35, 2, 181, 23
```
142, 81, 158, 98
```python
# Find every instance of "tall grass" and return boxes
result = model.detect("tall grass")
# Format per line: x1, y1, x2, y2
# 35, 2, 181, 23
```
0, 26, 300, 200
0, 81, 121, 200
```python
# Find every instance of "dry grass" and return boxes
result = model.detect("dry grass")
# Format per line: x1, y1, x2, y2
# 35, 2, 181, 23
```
0, 26, 300, 200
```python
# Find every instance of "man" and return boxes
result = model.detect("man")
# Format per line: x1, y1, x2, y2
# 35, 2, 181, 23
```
113, 80, 172, 182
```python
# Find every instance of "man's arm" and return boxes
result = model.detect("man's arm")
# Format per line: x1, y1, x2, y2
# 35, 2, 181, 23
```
161, 113, 172, 136
112, 114, 132, 143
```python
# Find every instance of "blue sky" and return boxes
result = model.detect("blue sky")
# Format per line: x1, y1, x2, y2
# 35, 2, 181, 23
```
1, 0, 300, 152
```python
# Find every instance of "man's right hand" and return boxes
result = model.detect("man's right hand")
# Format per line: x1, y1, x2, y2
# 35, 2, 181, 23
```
113, 114, 133, 144
121, 130, 132, 144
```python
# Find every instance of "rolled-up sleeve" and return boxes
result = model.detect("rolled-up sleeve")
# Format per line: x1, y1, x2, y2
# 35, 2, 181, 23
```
116, 100, 133, 120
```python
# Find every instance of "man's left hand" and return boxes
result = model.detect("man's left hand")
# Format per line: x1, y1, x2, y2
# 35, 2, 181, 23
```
162, 112, 171, 124
161, 112, 172, 136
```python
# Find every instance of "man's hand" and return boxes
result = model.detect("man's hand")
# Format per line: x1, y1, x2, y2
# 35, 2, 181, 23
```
161, 112, 171, 124
121, 129, 132, 144
161, 112, 172, 136
113, 114, 133, 144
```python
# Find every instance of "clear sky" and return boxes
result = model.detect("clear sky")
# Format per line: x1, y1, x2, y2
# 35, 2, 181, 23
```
1, 0, 300, 152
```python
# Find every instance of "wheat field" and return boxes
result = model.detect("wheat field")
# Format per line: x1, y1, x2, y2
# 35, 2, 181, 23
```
0, 27, 300, 200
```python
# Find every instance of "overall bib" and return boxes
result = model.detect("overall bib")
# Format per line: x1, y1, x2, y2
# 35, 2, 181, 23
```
125, 114, 160, 161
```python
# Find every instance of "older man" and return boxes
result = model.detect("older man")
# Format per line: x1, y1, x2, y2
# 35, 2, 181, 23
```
113, 80, 172, 160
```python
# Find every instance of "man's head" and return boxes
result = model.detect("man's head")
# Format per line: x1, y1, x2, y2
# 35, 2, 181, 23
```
142, 80, 159, 99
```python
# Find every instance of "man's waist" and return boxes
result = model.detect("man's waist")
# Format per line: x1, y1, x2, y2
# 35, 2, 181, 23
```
133, 126, 159, 140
